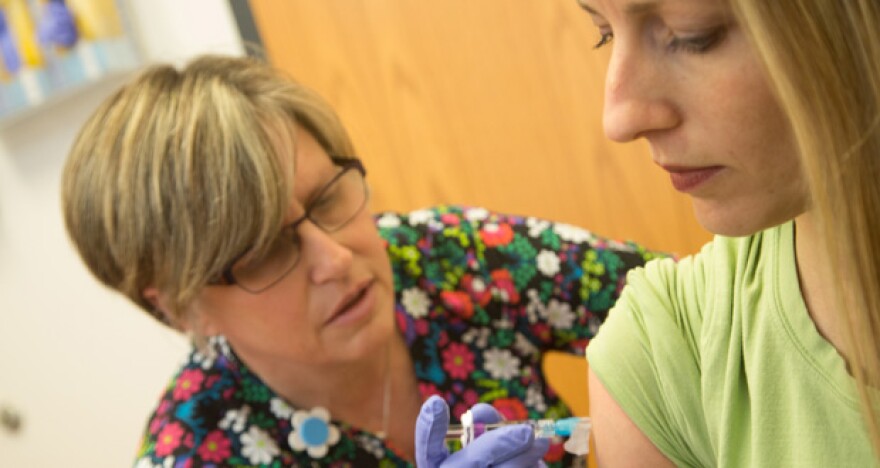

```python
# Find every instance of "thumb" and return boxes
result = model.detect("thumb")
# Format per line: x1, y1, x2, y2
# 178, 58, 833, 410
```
415, 395, 451, 467
444, 424, 535, 467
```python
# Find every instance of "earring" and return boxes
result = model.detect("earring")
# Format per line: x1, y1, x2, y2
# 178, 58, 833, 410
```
188, 331, 219, 360
150, 306, 172, 326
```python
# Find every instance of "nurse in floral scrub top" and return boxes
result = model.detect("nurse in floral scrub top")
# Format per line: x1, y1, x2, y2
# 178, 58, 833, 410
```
61, 54, 661, 467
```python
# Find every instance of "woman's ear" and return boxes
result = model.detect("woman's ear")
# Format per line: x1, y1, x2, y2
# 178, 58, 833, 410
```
142, 287, 182, 330
142, 287, 221, 337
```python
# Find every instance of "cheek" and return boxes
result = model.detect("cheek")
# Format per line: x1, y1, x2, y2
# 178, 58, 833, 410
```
741, 90, 801, 178
350, 220, 394, 285
711, 60, 798, 169
361, 228, 392, 273
195, 276, 311, 331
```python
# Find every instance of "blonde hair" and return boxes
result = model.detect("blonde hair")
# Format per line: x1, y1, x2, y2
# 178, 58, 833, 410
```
732, 0, 880, 455
61, 55, 356, 327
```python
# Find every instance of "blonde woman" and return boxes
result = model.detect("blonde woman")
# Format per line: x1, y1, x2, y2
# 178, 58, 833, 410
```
62, 55, 658, 467
580, 0, 880, 465
418, 0, 880, 465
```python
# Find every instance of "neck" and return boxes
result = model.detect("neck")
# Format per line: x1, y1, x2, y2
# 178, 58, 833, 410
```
794, 212, 847, 356
232, 332, 420, 457
234, 339, 392, 428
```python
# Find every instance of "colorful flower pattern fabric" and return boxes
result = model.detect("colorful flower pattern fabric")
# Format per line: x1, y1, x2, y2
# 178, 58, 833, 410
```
134, 205, 663, 467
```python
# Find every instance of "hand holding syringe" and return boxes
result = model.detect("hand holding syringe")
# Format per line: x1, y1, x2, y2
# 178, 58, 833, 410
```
446, 410, 592, 456
415, 396, 590, 466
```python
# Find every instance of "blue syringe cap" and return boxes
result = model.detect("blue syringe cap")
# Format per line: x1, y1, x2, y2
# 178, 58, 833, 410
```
554, 417, 583, 437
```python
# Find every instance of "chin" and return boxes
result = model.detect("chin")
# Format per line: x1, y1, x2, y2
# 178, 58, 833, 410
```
346, 302, 396, 360
693, 206, 772, 238
692, 186, 810, 238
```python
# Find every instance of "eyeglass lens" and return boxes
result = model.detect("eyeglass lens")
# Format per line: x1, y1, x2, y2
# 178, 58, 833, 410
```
230, 166, 367, 293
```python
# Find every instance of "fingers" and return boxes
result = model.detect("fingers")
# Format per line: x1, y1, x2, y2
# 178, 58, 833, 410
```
415, 395, 451, 468
416, 397, 549, 468
469, 403, 503, 424
444, 424, 539, 467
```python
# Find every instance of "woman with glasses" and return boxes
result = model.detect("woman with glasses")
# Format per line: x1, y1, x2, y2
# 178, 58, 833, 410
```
62, 55, 659, 467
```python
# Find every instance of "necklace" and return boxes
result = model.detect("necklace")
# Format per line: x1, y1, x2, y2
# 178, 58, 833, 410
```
375, 343, 392, 440
284, 343, 395, 457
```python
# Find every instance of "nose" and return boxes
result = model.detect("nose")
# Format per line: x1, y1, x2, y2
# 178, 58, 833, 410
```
299, 222, 353, 284
603, 45, 680, 142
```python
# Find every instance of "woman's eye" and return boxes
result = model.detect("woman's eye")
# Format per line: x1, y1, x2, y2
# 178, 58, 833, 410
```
668, 27, 727, 54
594, 31, 614, 49
312, 190, 336, 209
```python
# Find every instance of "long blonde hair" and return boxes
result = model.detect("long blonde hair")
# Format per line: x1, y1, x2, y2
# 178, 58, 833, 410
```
732, 0, 880, 455
62, 55, 356, 327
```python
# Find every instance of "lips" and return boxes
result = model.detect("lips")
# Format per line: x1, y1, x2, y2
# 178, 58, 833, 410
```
660, 165, 723, 192
325, 279, 374, 326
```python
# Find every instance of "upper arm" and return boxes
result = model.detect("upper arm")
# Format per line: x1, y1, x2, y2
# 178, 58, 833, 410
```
589, 368, 677, 468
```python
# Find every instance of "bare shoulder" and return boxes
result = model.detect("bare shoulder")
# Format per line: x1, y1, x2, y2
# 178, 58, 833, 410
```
588, 369, 677, 468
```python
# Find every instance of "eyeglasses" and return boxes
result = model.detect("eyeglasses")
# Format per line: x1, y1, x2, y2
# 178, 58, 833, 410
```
215, 157, 368, 294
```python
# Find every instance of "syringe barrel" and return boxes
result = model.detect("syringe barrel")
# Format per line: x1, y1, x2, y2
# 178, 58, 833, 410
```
445, 419, 558, 443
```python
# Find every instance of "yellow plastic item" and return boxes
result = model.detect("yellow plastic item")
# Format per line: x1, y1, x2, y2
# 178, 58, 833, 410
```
4, 0, 43, 67
65, 0, 123, 40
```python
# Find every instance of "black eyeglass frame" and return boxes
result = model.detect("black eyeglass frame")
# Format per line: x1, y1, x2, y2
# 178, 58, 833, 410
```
214, 156, 367, 292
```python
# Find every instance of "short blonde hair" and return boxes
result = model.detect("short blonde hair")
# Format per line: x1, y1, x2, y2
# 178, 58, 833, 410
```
62, 55, 356, 326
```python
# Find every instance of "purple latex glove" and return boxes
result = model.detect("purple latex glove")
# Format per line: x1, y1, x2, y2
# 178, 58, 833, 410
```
416, 395, 549, 467
38, 0, 78, 48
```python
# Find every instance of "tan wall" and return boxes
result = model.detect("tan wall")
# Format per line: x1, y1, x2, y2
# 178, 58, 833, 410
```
247, 0, 711, 455
248, 0, 710, 256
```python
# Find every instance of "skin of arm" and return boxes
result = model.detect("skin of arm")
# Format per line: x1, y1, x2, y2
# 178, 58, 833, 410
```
588, 368, 676, 467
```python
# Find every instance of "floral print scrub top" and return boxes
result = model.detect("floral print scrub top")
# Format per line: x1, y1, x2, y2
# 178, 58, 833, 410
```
134, 206, 662, 467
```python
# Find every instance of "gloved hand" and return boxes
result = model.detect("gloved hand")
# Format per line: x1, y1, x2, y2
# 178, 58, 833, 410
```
415, 395, 549, 467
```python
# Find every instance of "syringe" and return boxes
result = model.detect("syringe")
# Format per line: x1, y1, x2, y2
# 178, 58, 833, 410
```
445, 413, 592, 456
445, 417, 586, 442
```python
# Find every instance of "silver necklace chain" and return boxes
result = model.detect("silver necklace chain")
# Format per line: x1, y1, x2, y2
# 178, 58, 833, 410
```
376, 344, 392, 440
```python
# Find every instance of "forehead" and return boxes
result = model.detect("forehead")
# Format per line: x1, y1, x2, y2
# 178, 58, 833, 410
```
294, 125, 334, 168
285, 125, 337, 207
267, 121, 332, 175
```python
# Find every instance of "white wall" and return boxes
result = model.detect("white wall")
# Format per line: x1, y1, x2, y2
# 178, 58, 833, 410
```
0, 1, 244, 466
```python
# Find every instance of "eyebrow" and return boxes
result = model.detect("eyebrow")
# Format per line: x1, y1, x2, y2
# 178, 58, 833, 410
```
576, 0, 597, 14
577, 0, 661, 16
576, 0, 598, 14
